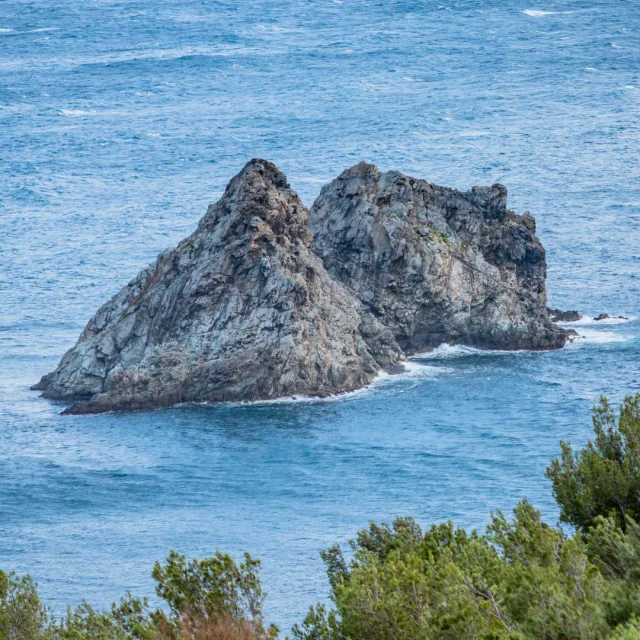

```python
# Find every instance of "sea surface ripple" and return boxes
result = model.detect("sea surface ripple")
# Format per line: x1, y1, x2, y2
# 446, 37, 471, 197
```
1, 0, 639, 630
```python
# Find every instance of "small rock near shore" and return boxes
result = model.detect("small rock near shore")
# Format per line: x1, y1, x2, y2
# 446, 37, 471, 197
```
548, 308, 582, 323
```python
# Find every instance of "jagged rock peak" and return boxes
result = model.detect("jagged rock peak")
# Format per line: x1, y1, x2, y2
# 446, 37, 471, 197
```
310, 161, 569, 352
32, 159, 404, 414
198, 158, 312, 247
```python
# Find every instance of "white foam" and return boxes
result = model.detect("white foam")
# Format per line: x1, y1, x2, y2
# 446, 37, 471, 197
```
411, 344, 513, 359
196, 361, 446, 408
59, 108, 89, 116
568, 328, 628, 345
0, 28, 14, 34
584, 67, 597, 72
558, 315, 635, 327
555, 314, 633, 345
395, 361, 446, 379
523, 9, 557, 17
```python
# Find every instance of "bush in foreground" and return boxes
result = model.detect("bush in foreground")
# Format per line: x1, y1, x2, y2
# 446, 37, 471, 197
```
3, 395, 640, 640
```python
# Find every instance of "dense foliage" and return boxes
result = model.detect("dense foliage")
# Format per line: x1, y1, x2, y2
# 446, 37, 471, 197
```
0, 551, 276, 640
547, 394, 640, 533
3, 394, 640, 640
292, 504, 611, 640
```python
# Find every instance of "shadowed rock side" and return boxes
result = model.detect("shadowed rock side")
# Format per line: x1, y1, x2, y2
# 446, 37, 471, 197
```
32, 160, 405, 414
310, 162, 569, 353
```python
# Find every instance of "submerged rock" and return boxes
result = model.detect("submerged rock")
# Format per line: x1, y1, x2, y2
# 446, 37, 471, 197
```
33, 160, 404, 414
34, 159, 570, 414
548, 308, 582, 322
594, 313, 628, 321
310, 162, 569, 353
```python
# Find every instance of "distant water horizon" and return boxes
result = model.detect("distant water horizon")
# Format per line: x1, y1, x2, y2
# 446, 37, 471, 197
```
1, 0, 639, 631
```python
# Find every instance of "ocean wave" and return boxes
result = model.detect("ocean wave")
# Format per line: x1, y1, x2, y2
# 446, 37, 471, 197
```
568, 328, 629, 345
410, 344, 515, 359
193, 361, 447, 408
558, 315, 635, 327
522, 9, 557, 17
0, 27, 57, 35
85, 45, 264, 68
59, 108, 89, 116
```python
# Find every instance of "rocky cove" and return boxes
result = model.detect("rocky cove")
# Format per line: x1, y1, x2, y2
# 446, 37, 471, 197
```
32, 159, 572, 414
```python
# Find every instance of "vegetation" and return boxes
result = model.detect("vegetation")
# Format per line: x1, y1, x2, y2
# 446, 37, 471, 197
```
547, 394, 640, 533
0, 552, 276, 640
2, 394, 640, 640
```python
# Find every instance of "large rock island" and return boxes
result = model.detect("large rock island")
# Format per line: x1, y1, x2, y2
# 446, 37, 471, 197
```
33, 159, 570, 414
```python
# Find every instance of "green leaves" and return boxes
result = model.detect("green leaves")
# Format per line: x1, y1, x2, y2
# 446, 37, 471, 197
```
150, 550, 277, 638
547, 395, 640, 533
152, 550, 265, 623
0, 552, 277, 640
299, 504, 608, 640
0, 571, 54, 640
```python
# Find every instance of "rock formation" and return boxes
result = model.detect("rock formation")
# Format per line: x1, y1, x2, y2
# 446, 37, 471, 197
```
548, 308, 582, 323
310, 163, 569, 353
32, 160, 404, 414
33, 159, 570, 414
594, 313, 628, 321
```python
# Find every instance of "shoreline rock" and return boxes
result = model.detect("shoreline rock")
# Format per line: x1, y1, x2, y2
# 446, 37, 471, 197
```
548, 308, 582, 323
33, 159, 571, 414
594, 313, 628, 321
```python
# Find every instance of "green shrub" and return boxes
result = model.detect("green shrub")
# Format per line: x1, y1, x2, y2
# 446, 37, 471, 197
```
546, 394, 640, 533
294, 501, 607, 640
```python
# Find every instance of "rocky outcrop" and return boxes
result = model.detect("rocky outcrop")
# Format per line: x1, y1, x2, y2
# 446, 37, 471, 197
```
33, 160, 404, 414
34, 159, 570, 414
548, 308, 581, 323
310, 162, 569, 353
594, 313, 628, 321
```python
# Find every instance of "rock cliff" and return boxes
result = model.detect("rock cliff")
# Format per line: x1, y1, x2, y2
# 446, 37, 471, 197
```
33, 160, 404, 414
33, 159, 570, 414
310, 162, 568, 353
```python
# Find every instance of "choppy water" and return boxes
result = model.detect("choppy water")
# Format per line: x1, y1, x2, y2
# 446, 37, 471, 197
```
1, 0, 639, 630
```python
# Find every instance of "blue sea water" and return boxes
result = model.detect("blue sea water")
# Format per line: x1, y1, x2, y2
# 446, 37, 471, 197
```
1, 0, 639, 630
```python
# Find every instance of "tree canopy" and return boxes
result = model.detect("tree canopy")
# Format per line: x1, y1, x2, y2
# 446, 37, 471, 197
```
547, 394, 640, 533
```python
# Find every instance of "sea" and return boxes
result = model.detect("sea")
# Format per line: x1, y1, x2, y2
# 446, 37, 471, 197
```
1, 0, 639, 631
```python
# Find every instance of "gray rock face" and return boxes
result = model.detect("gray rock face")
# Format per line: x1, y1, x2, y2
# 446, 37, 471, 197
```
33, 160, 404, 414
34, 159, 570, 414
310, 162, 569, 353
